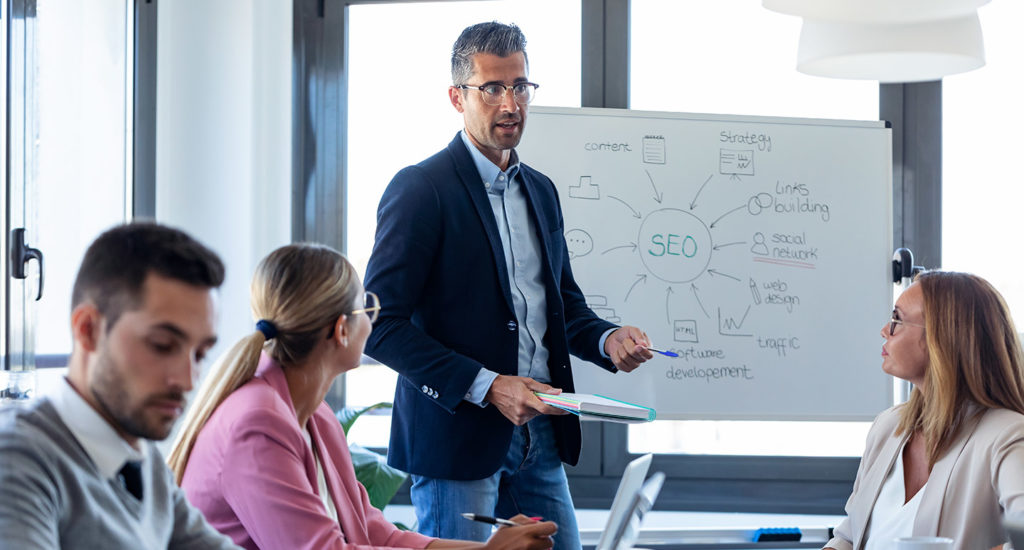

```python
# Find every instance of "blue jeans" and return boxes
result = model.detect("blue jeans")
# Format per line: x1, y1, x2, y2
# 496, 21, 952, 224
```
410, 416, 581, 550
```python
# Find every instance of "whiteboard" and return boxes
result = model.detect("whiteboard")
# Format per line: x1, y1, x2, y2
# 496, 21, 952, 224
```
517, 107, 893, 421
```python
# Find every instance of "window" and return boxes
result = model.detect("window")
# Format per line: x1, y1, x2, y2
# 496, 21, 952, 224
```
35, 0, 133, 361
2, 0, 132, 400
344, 1, 582, 445
630, 0, 879, 459
943, 1, 1024, 320
631, 0, 879, 120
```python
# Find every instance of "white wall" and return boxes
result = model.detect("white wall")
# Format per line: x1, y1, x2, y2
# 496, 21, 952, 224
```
155, 0, 292, 362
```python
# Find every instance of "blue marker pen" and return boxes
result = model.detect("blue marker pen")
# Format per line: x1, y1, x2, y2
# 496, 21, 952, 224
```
647, 347, 679, 357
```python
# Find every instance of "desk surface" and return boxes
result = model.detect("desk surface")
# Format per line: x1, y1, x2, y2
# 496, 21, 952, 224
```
384, 505, 843, 548
576, 509, 841, 548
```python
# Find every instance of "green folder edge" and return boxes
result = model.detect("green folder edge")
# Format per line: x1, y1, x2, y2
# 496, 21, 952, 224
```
594, 394, 657, 422
536, 393, 656, 422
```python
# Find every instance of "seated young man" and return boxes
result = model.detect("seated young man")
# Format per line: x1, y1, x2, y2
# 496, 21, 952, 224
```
0, 222, 239, 549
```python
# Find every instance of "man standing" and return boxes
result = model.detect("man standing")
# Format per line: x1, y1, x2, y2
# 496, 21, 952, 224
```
364, 22, 653, 549
0, 223, 239, 549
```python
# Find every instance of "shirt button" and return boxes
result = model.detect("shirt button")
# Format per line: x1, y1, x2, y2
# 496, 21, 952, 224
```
507, 320, 517, 331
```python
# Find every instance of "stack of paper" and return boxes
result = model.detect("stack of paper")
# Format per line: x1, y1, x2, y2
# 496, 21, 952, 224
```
534, 392, 656, 423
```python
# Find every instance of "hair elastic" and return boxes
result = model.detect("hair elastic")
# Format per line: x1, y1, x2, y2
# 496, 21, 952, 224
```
255, 319, 278, 340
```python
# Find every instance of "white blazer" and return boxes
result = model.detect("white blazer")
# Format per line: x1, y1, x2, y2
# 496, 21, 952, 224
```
826, 404, 1024, 550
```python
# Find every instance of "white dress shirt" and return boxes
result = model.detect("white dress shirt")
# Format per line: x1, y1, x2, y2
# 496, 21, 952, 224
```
864, 442, 925, 550
49, 377, 146, 479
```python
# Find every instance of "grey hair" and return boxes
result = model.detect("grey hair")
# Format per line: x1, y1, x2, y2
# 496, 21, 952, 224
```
451, 21, 529, 85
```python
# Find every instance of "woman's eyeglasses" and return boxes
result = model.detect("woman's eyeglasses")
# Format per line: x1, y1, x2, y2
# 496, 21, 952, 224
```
889, 309, 925, 336
351, 291, 380, 324
328, 291, 381, 339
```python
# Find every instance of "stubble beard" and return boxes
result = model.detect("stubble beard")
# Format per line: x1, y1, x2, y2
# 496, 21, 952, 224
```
90, 351, 177, 442
495, 116, 525, 149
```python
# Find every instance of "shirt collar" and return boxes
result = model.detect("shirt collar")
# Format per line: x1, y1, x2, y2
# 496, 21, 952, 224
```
459, 130, 521, 194
50, 377, 146, 479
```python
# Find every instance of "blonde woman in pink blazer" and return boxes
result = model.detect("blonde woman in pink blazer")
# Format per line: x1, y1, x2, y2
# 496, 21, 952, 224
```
826, 271, 1024, 550
168, 244, 556, 550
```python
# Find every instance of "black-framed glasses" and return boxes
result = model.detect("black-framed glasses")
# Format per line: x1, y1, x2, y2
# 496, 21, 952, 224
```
352, 291, 381, 324
456, 82, 539, 106
889, 309, 925, 336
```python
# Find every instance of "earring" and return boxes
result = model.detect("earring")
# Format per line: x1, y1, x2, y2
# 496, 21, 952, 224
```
342, 337, 348, 347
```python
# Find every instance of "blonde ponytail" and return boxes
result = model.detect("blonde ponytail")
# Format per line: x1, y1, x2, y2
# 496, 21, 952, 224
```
166, 243, 360, 484
167, 331, 266, 483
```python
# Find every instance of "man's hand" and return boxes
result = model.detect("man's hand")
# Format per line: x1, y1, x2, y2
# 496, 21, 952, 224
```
604, 326, 654, 372
484, 376, 568, 426
484, 516, 557, 550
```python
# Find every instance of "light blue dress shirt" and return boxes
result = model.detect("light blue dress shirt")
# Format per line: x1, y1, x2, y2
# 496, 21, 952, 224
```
459, 131, 615, 406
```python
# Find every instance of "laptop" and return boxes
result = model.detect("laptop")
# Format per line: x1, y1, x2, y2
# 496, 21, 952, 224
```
596, 454, 665, 550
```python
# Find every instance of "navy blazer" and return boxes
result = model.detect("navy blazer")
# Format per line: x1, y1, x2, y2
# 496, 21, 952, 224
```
364, 134, 618, 480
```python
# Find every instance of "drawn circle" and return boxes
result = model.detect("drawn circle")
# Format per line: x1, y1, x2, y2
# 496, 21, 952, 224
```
747, 193, 773, 215
638, 208, 713, 283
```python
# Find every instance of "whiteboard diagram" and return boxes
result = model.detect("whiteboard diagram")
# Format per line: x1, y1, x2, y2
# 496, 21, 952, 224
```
518, 107, 893, 421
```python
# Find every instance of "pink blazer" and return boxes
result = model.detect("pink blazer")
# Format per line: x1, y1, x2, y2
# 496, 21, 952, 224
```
181, 355, 434, 550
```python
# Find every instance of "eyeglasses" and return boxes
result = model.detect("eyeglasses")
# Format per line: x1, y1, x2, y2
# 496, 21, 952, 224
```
456, 82, 539, 106
351, 291, 381, 324
889, 309, 925, 336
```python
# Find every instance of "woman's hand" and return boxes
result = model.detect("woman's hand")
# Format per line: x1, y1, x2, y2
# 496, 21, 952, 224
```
483, 515, 556, 550
426, 515, 557, 550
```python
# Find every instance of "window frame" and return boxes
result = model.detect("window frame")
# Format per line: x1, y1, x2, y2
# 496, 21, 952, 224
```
1, 0, 149, 372
294, 0, 942, 513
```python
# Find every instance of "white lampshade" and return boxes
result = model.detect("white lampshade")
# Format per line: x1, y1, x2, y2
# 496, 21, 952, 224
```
764, 0, 989, 24
797, 13, 985, 83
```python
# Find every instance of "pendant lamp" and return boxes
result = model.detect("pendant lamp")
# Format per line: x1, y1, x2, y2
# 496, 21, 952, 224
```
796, 13, 985, 82
763, 0, 989, 23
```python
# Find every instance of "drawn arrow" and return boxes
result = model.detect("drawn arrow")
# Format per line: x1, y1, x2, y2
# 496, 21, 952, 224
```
690, 283, 710, 319
689, 174, 714, 210
645, 169, 663, 204
608, 195, 641, 219
625, 274, 647, 302
602, 242, 638, 255
707, 269, 741, 282
665, 286, 675, 323
709, 204, 746, 228
712, 241, 746, 251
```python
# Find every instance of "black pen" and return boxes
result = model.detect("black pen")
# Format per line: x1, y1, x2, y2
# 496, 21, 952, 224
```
461, 513, 518, 527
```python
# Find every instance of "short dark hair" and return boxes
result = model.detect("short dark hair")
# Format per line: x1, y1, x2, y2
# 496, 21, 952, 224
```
451, 21, 528, 85
71, 222, 225, 328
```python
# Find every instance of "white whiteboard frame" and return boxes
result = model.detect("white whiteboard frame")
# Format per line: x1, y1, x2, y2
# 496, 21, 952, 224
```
524, 106, 894, 422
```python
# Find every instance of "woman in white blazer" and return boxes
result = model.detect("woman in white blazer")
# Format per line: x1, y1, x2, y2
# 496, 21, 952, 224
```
826, 271, 1024, 550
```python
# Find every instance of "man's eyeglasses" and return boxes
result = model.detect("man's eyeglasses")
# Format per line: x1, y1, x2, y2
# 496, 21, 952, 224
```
889, 309, 925, 336
456, 82, 539, 106
352, 291, 381, 324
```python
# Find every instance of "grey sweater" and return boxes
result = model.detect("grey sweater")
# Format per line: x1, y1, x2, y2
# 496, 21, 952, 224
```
0, 398, 239, 549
